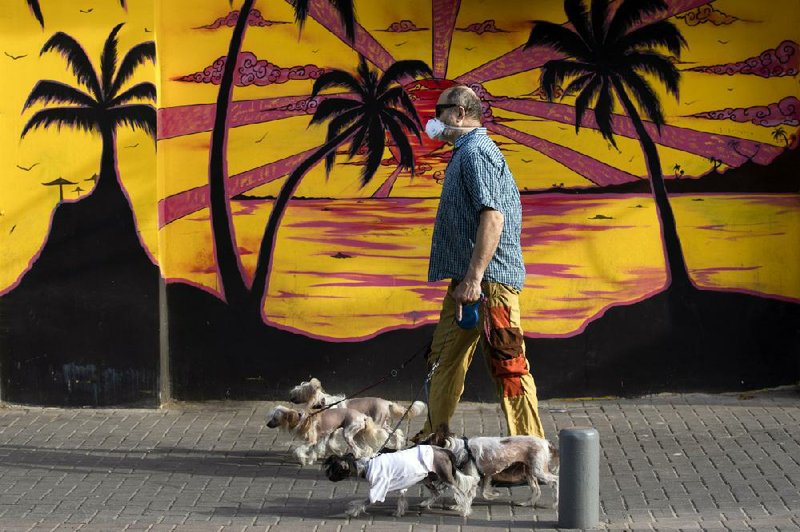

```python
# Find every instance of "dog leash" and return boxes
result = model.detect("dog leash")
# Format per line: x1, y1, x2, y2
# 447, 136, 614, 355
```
305, 336, 433, 418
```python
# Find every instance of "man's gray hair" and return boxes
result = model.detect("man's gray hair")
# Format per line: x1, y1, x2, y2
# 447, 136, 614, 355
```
445, 85, 483, 121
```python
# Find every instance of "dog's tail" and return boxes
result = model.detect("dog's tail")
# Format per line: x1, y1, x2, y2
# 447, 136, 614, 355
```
548, 440, 560, 474
388, 400, 428, 419
359, 418, 405, 453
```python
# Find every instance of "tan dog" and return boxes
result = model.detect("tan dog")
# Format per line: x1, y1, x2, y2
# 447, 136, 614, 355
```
422, 423, 560, 508
289, 377, 427, 428
266, 405, 403, 465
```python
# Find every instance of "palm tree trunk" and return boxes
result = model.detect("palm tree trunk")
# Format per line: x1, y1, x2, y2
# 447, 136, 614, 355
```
611, 79, 692, 292
249, 123, 360, 316
207, 0, 255, 309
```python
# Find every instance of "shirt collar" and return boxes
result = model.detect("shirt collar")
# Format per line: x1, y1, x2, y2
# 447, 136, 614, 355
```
454, 127, 487, 150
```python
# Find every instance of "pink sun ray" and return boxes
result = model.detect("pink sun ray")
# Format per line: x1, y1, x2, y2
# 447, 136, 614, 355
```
486, 122, 640, 186
489, 97, 784, 167
158, 146, 318, 228
431, 0, 461, 79
454, 0, 713, 85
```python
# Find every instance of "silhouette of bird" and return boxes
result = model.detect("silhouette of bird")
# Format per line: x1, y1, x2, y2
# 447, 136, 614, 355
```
465, 47, 474, 51
395, 41, 407, 47
79, 8, 93, 13
255, 132, 268, 143
717, 40, 729, 44
144, 27, 152, 32
16, 163, 40, 171
311, 49, 319, 53
4, 52, 27, 60
10, 225, 16, 234
521, 158, 532, 163
125, 143, 139, 148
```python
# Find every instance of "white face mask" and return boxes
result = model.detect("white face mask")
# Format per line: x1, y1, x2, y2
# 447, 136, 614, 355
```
425, 118, 447, 140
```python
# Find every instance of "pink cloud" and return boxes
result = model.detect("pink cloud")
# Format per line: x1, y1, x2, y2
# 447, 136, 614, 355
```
690, 96, 800, 127
456, 20, 508, 35
177, 52, 326, 87
195, 9, 289, 30
380, 20, 427, 32
688, 40, 799, 78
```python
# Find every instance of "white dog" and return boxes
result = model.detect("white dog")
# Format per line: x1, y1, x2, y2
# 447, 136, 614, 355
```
323, 446, 478, 517
423, 423, 560, 508
289, 378, 427, 428
265, 405, 403, 465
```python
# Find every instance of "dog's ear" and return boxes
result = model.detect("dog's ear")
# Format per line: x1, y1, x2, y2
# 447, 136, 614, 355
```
286, 409, 300, 426
309, 377, 321, 388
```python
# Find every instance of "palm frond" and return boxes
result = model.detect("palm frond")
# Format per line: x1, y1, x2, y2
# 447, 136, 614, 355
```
525, 21, 592, 60
360, 118, 386, 186
594, 76, 617, 147
564, 0, 594, 46
110, 41, 156, 98
23, 80, 97, 110
41, 32, 103, 100
615, 20, 686, 57
21, 106, 98, 138
563, 72, 595, 97
376, 60, 432, 96
379, 86, 422, 127
356, 56, 378, 96
108, 82, 156, 107
590, 0, 610, 44
291, 0, 356, 43
311, 69, 364, 98
625, 51, 680, 98
346, 117, 370, 160
382, 107, 421, 141
120, 0, 127, 9
107, 104, 157, 140
573, 74, 602, 132
323, 107, 363, 174
605, 0, 666, 43
100, 23, 125, 99
27, 0, 44, 28
618, 69, 664, 128
308, 97, 360, 126
381, 111, 415, 174
540, 59, 594, 101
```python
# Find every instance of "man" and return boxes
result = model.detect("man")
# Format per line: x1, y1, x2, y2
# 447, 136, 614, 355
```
418, 85, 544, 439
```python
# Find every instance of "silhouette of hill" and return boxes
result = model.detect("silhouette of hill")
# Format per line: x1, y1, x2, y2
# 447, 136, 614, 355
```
523, 146, 800, 196
0, 175, 160, 406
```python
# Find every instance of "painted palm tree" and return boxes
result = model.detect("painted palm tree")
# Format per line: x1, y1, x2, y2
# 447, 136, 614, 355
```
208, 0, 357, 309
526, 0, 692, 290
248, 57, 432, 314
772, 127, 789, 148
26, 0, 127, 28
21, 24, 156, 204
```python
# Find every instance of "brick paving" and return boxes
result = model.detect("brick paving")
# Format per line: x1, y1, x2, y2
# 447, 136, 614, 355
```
0, 387, 799, 531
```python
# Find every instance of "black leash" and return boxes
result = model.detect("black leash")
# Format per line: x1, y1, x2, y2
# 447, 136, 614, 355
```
306, 336, 432, 418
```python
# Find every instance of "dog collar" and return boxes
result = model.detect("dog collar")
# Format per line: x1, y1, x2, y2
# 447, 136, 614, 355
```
461, 436, 482, 475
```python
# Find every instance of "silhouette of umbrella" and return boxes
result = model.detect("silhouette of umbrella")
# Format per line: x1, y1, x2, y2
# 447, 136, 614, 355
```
42, 177, 77, 202
73, 186, 84, 197
85, 173, 98, 184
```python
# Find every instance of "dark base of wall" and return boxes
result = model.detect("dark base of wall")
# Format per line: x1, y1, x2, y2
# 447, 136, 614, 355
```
166, 282, 800, 402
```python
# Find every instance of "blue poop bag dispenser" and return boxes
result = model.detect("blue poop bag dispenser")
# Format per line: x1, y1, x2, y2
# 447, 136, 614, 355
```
456, 294, 484, 329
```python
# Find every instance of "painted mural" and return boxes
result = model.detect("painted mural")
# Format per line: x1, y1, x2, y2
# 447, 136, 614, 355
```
0, 0, 798, 405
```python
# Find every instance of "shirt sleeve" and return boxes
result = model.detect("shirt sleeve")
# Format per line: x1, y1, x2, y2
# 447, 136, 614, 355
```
461, 148, 502, 214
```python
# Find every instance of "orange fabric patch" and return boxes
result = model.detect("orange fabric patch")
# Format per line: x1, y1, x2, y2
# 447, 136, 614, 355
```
491, 355, 529, 378
502, 377, 523, 397
488, 305, 512, 329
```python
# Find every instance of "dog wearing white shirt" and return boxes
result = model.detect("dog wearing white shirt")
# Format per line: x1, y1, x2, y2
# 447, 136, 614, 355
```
323, 446, 478, 517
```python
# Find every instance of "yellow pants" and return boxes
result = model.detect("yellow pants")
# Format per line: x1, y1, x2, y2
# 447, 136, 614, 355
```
422, 280, 545, 438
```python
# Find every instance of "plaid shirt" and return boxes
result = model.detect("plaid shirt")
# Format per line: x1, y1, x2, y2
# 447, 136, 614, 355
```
428, 128, 526, 291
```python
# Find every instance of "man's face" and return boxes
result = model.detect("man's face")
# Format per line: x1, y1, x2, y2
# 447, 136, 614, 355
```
435, 91, 464, 143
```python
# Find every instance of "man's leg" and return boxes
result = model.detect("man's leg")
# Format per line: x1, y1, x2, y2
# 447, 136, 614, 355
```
421, 281, 482, 436
480, 282, 545, 437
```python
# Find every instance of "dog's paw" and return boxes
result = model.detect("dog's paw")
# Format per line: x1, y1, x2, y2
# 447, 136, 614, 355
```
482, 489, 501, 500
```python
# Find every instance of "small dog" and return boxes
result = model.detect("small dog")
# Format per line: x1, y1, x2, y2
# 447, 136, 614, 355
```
265, 405, 403, 465
323, 446, 478, 517
289, 378, 427, 428
422, 423, 560, 508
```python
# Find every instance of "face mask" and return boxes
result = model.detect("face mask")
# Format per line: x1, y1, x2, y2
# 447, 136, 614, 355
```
425, 118, 447, 140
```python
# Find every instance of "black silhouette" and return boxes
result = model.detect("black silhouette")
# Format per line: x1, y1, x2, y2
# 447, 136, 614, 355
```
16, 162, 40, 171
527, 0, 691, 291
4, 52, 27, 60
255, 132, 268, 143
79, 8, 93, 13
42, 177, 77, 201
26, 0, 126, 28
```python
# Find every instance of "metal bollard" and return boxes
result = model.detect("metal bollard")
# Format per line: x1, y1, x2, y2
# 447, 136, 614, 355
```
558, 427, 600, 529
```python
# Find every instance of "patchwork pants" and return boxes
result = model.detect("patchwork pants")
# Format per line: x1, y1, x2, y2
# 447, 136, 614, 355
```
422, 280, 545, 438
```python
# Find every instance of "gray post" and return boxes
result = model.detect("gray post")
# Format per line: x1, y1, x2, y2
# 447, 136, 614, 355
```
558, 427, 600, 529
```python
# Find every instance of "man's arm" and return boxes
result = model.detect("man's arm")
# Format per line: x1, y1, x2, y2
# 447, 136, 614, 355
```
452, 208, 504, 320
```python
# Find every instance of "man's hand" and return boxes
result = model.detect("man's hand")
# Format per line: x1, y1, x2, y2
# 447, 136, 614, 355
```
452, 278, 482, 322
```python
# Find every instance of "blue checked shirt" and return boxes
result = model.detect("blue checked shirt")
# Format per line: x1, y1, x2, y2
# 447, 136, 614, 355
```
428, 128, 526, 291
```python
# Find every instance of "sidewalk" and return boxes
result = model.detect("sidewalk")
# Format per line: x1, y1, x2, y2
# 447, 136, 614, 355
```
1, 387, 799, 531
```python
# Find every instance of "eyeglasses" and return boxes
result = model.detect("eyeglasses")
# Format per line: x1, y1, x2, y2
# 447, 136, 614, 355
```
435, 103, 459, 117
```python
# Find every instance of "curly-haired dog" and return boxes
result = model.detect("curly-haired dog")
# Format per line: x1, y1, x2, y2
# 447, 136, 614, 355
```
289, 377, 427, 428
422, 424, 559, 508
265, 405, 403, 465
323, 446, 478, 517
